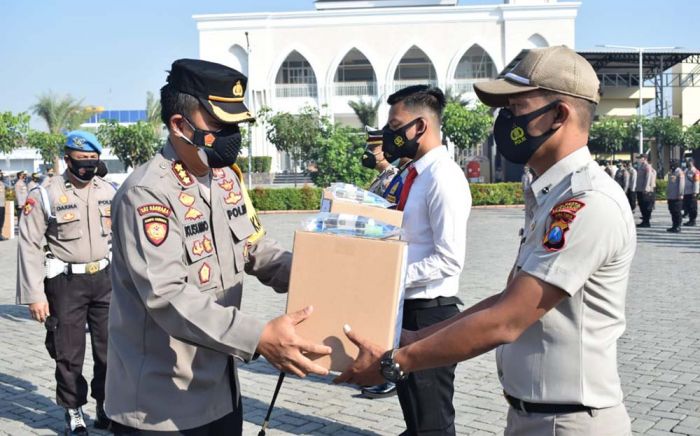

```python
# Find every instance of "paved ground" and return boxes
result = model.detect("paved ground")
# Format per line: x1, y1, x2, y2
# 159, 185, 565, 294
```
0, 206, 698, 435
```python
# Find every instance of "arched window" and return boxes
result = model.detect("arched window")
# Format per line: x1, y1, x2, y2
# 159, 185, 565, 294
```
275, 51, 318, 98
334, 49, 377, 96
527, 34, 549, 48
455, 45, 497, 80
228, 44, 248, 77
393, 46, 437, 91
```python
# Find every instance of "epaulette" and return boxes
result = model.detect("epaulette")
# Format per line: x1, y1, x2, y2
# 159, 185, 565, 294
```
571, 164, 594, 195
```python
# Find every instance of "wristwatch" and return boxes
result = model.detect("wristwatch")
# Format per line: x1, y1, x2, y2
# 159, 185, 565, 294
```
379, 349, 408, 382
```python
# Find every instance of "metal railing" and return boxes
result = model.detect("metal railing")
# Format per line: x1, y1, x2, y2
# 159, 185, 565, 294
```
274, 83, 318, 98
390, 79, 438, 93
333, 81, 377, 96
451, 78, 489, 94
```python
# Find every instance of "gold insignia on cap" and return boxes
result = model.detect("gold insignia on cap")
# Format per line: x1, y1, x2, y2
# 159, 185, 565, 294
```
233, 80, 244, 97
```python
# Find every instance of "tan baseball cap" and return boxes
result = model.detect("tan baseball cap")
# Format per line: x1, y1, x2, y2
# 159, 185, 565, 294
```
474, 45, 600, 107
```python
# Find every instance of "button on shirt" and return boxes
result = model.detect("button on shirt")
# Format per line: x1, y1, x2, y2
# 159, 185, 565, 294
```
401, 146, 471, 300
497, 147, 636, 408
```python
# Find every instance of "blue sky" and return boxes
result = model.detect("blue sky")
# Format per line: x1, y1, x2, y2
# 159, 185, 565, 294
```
2, 0, 698, 130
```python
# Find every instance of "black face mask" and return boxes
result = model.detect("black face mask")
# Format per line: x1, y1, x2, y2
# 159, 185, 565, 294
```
493, 100, 560, 164
182, 117, 242, 168
382, 118, 424, 160
67, 157, 99, 181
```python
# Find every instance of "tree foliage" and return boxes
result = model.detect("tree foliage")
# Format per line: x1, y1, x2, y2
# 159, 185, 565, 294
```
0, 111, 30, 154
259, 105, 329, 171
442, 102, 493, 151
683, 124, 700, 150
97, 120, 162, 170
348, 98, 381, 127
443, 87, 471, 107
145, 91, 163, 136
27, 131, 65, 165
310, 124, 375, 188
31, 92, 92, 134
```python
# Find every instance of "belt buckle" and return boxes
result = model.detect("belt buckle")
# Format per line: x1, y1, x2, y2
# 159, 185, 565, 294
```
518, 399, 528, 413
86, 261, 100, 275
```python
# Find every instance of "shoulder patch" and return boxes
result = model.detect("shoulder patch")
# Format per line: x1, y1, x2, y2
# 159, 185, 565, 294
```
143, 216, 169, 246
23, 198, 36, 215
137, 203, 172, 217
172, 162, 194, 187
543, 199, 586, 252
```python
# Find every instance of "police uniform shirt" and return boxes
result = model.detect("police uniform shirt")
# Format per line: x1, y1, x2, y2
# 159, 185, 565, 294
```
368, 166, 400, 197
106, 141, 291, 431
16, 173, 114, 304
0, 178, 5, 202
498, 147, 636, 409
684, 165, 700, 195
667, 167, 685, 200
15, 178, 28, 207
627, 166, 637, 193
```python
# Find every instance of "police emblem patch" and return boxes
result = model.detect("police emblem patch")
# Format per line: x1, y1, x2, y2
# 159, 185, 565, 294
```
63, 212, 76, 221
143, 216, 169, 247
23, 198, 36, 215
542, 199, 586, 252
59, 195, 69, 204
138, 204, 172, 217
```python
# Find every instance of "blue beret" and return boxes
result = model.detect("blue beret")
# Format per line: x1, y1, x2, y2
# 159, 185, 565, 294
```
65, 131, 103, 154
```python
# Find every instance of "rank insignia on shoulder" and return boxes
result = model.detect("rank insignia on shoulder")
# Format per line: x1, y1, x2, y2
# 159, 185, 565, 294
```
23, 198, 36, 215
138, 203, 172, 217
172, 162, 194, 187
543, 199, 586, 252
143, 216, 169, 247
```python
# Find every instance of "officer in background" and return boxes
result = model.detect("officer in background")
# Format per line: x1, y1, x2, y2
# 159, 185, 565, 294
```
28, 172, 41, 191
14, 170, 28, 216
16, 131, 114, 435
106, 59, 330, 435
0, 171, 6, 241
363, 129, 400, 196
42, 168, 56, 187
605, 160, 616, 178
683, 158, 699, 226
625, 161, 637, 211
614, 160, 629, 194
635, 153, 656, 227
337, 46, 635, 436
666, 159, 685, 233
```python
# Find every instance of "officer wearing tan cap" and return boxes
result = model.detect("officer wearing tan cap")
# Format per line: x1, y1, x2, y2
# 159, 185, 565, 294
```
105, 59, 331, 435
335, 46, 634, 436
17, 131, 114, 434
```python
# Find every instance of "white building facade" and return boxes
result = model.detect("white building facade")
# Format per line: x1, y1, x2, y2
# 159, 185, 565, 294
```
194, 0, 579, 172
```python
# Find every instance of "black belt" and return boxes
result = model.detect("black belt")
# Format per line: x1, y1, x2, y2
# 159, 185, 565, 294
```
403, 296, 462, 311
505, 393, 592, 414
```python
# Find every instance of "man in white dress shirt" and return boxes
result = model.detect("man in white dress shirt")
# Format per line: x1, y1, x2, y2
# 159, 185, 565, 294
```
358, 85, 471, 435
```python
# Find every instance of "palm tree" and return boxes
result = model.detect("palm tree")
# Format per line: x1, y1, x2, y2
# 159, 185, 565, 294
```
348, 98, 381, 128
145, 91, 163, 136
444, 87, 471, 107
31, 92, 93, 170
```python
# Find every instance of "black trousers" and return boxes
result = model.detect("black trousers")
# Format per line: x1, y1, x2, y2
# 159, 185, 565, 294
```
683, 194, 698, 222
668, 199, 683, 228
637, 192, 656, 223
397, 301, 460, 436
0, 206, 5, 236
44, 267, 111, 408
626, 191, 637, 211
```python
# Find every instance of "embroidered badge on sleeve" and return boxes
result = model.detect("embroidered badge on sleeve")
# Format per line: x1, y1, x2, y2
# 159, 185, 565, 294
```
143, 216, 169, 247
543, 199, 586, 252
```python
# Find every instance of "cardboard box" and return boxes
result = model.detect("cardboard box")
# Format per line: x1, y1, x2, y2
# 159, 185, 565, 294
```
320, 189, 403, 228
286, 231, 406, 372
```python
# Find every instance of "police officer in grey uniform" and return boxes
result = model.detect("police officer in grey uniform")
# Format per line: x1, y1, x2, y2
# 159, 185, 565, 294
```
105, 59, 330, 435
336, 46, 634, 436
666, 159, 685, 233
28, 172, 41, 191
683, 158, 699, 226
0, 171, 6, 240
635, 154, 656, 227
625, 161, 637, 211
14, 170, 28, 215
16, 131, 115, 435
614, 161, 629, 193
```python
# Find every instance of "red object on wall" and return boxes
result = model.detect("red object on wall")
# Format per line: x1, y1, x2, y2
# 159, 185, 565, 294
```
467, 160, 481, 179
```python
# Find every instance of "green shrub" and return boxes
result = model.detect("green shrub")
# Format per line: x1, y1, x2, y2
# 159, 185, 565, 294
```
249, 186, 322, 211
655, 179, 667, 201
470, 183, 523, 206
236, 156, 273, 173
